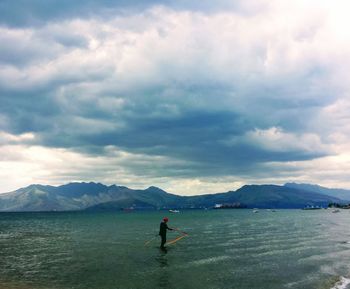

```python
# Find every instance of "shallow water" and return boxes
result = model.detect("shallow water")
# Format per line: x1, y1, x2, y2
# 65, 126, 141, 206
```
1, 209, 350, 289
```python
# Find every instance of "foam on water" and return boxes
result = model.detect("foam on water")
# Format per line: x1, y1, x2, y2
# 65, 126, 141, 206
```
192, 255, 231, 265
179, 255, 231, 269
330, 277, 350, 289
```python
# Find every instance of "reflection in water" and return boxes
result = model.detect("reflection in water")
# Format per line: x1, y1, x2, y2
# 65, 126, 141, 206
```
160, 247, 168, 254
158, 273, 171, 289
155, 251, 172, 289
156, 249, 168, 267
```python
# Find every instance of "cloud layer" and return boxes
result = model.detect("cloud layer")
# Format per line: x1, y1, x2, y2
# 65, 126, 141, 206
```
1, 0, 350, 194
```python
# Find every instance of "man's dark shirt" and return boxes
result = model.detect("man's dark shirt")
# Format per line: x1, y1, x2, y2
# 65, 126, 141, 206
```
159, 221, 172, 236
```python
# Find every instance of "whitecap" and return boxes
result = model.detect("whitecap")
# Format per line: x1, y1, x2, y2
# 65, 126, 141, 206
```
192, 255, 230, 265
330, 276, 350, 289
179, 255, 231, 269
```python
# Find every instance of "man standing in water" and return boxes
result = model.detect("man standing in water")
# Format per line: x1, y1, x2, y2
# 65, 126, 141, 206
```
159, 217, 173, 250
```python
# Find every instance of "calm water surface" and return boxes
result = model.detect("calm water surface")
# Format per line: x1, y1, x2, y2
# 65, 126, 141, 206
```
1, 210, 350, 289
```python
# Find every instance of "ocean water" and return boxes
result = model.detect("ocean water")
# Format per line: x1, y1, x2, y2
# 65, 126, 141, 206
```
1, 209, 350, 289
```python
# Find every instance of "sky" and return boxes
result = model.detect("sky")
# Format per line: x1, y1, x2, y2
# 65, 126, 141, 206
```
1, 0, 350, 195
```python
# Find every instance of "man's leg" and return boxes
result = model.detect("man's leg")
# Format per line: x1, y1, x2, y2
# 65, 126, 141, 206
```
160, 235, 166, 248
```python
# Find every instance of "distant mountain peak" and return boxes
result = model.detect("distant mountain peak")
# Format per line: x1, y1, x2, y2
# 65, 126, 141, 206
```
18, 184, 54, 192
284, 182, 350, 201
146, 186, 165, 192
63, 181, 105, 186
285, 182, 321, 188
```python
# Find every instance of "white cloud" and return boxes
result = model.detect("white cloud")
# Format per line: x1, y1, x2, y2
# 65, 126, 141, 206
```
0, 132, 35, 144
241, 127, 329, 154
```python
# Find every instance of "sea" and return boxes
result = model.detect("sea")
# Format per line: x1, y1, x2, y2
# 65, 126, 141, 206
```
1, 209, 350, 289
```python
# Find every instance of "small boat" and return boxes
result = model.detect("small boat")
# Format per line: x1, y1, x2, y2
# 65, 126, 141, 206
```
266, 209, 277, 212
253, 209, 259, 213
169, 209, 180, 213
122, 207, 134, 212
332, 209, 340, 213
302, 205, 322, 210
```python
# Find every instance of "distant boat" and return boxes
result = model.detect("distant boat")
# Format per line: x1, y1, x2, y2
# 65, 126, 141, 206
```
302, 206, 322, 210
214, 203, 247, 209
253, 209, 259, 213
332, 209, 341, 213
169, 209, 180, 213
122, 207, 134, 212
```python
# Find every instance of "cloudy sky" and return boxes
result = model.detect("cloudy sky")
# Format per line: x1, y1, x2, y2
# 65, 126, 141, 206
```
1, 0, 350, 195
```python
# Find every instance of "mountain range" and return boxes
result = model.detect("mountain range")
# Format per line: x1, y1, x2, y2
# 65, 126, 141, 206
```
0, 182, 349, 212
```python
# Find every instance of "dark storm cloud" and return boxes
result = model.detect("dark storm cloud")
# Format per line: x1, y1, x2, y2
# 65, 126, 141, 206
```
0, 63, 332, 179
0, 65, 327, 176
11, 93, 327, 179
